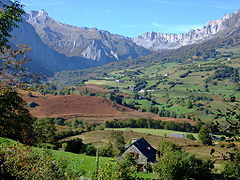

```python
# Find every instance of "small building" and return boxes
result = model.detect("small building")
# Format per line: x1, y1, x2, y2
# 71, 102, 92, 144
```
209, 133, 221, 141
139, 89, 145, 93
169, 133, 185, 139
164, 73, 169, 77
120, 138, 157, 172
116, 79, 125, 83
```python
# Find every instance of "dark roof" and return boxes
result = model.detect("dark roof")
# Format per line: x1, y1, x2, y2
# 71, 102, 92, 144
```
129, 138, 157, 163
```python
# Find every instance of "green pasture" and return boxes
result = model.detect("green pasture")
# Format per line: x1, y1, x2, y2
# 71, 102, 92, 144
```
105, 128, 199, 139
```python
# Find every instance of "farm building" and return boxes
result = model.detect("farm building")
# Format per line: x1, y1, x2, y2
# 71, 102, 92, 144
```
116, 79, 125, 83
120, 138, 157, 172
169, 133, 185, 139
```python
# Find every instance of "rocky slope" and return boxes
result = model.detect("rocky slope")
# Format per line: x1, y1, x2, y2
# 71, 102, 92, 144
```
11, 20, 94, 76
25, 10, 150, 64
133, 10, 240, 51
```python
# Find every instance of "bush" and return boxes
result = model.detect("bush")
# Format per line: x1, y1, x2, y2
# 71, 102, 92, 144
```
54, 118, 65, 126
186, 134, 196, 140
158, 141, 180, 156
198, 126, 212, 145
94, 161, 138, 180
0, 145, 68, 180
110, 131, 125, 156
33, 118, 57, 144
62, 142, 68, 151
27, 101, 38, 108
37, 143, 56, 150
218, 142, 236, 148
218, 142, 226, 148
100, 143, 114, 157
62, 138, 84, 154
222, 149, 240, 179
84, 144, 97, 156
154, 145, 213, 180
226, 142, 236, 148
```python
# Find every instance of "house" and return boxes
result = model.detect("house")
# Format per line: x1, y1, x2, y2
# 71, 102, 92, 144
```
164, 73, 169, 77
120, 138, 157, 172
116, 79, 125, 83
169, 133, 185, 139
139, 89, 145, 93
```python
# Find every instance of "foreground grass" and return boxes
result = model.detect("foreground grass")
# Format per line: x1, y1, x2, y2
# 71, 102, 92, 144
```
50, 150, 114, 178
0, 137, 156, 179
0, 137, 112, 178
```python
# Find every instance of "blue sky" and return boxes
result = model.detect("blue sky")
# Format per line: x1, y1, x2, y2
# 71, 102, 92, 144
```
21, 0, 240, 37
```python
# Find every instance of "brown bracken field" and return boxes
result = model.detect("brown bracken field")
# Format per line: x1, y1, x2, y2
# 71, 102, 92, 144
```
22, 92, 195, 124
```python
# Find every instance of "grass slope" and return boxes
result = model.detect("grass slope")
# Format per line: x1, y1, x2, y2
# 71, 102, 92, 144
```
0, 137, 156, 179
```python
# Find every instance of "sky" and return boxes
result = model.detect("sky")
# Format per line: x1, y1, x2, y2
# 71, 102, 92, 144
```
21, 0, 240, 38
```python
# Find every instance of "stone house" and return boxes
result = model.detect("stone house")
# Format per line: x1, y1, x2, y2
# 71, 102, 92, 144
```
120, 138, 157, 172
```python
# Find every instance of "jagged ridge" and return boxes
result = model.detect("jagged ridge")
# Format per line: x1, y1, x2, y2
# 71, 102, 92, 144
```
132, 10, 240, 51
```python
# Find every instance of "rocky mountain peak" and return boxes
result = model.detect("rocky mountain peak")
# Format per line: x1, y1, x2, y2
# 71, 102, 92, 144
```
25, 9, 150, 64
26, 9, 49, 23
133, 10, 240, 51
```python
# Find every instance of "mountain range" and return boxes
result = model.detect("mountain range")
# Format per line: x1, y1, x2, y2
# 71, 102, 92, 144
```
133, 10, 240, 50
11, 8, 240, 75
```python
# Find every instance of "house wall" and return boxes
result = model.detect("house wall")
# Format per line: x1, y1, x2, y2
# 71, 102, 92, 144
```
122, 145, 148, 165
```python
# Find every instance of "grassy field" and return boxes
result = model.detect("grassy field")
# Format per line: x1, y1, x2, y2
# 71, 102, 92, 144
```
51, 150, 114, 177
0, 137, 113, 178
61, 129, 240, 175
64, 129, 230, 160
83, 50, 240, 123
0, 137, 157, 179
105, 128, 199, 139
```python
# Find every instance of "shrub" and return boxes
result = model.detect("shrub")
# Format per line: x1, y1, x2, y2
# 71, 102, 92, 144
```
186, 133, 196, 140
158, 141, 180, 156
94, 161, 138, 180
100, 143, 114, 157
0, 145, 68, 180
27, 92, 34, 97
84, 144, 97, 156
62, 142, 68, 151
33, 118, 57, 144
198, 126, 212, 145
222, 149, 240, 179
54, 118, 65, 126
225, 142, 236, 148
218, 142, 226, 148
110, 131, 125, 156
62, 138, 84, 154
154, 145, 213, 180
37, 143, 56, 150
27, 101, 38, 108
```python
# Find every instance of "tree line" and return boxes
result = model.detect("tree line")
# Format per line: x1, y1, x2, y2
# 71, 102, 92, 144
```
105, 118, 201, 133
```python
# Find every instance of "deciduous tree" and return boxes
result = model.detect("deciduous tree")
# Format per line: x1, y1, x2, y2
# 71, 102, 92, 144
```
198, 126, 212, 145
